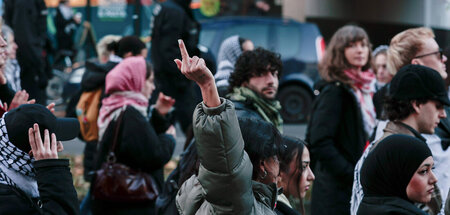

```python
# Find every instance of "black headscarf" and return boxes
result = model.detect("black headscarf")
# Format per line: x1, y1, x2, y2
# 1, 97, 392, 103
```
360, 134, 432, 201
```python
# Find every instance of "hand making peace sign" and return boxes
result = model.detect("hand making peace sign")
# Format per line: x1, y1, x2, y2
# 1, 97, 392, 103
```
174, 39, 220, 107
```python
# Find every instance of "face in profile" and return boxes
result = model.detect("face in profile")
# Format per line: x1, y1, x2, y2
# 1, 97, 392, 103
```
413, 38, 447, 79
406, 156, 437, 203
415, 100, 447, 134
282, 147, 315, 198
142, 71, 155, 99
244, 69, 279, 100
344, 40, 369, 70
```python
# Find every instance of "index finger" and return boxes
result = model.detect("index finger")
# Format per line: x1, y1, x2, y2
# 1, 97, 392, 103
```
178, 39, 190, 61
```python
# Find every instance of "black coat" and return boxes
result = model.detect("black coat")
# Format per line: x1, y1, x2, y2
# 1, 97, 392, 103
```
0, 83, 16, 105
55, 6, 77, 50
231, 99, 266, 121
91, 106, 175, 215
150, 0, 199, 93
275, 201, 302, 215
0, 159, 79, 215
357, 196, 427, 215
373, 84, 389, 120
306, 81, 367, 215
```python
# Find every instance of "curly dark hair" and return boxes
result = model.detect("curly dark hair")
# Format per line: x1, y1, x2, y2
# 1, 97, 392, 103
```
228, 48, 282, 91
384, 97, 429, 121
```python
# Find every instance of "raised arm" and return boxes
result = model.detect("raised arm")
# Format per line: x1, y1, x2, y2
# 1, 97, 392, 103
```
175, 40, 254, 214
174, 39, 220, 108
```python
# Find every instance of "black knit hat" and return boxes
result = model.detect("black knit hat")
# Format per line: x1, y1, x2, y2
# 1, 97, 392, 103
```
4, 104, 80, 153
117, 36, 146, 58
390, 64, 450, 106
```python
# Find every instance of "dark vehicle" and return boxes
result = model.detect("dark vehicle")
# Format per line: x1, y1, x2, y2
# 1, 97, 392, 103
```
200, 16, 325, 123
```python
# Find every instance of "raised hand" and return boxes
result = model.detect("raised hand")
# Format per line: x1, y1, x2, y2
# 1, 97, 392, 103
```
174, 39, 220, 107
28, 124, 59, 160
46, 103, 56, 114
155, 92, 175, 116
9, 90, 36, 110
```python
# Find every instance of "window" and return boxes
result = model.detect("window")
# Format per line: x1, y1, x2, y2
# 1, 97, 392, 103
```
222, 24, 269, 48
275, 25, 300, 58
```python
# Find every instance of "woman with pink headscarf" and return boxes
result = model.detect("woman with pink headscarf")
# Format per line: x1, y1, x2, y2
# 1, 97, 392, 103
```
92, 56, 176, 214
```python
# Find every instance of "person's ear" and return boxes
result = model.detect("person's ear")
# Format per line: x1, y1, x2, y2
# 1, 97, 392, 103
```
411, 58, 421, 65
411, 100, 422, 114
123, 52, 133, 58
259, 160, 266, 173
241, 81, 249, 87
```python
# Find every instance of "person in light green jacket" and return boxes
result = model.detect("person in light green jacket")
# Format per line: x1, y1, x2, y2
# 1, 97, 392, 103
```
174, 39, 283, 215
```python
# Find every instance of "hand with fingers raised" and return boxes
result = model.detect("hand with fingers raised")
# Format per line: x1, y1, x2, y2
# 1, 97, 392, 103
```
174, 39, 221, 107
9, 90, 36, 111
28, 123, 63, 160
155, 92, 175, 116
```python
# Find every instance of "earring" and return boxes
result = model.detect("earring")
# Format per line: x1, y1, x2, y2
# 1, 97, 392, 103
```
260, 170, 267, 179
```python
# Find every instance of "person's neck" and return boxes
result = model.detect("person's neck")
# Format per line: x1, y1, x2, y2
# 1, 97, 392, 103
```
351, 66, 363, 73
399, 116, 420, 133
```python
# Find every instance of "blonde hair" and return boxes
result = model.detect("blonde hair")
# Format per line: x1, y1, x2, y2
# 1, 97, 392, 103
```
387, 27, 434, 76
96, 35, 122, 61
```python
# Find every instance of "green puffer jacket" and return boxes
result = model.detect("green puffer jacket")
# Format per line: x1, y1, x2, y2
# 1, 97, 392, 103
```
176, 98, 278, 215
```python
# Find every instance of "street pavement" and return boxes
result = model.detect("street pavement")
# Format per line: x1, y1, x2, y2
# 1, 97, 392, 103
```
61, 123, 307, 157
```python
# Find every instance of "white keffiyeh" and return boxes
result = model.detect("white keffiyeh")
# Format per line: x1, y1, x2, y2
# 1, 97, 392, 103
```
0, 115, 39, 197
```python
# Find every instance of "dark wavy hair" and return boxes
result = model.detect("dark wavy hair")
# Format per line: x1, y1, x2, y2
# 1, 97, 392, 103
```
279, 136, 307, 214
384, 97, 428, 121
319, 25, 373, 86
238, 117, 283, 180
228, 48, 282, 91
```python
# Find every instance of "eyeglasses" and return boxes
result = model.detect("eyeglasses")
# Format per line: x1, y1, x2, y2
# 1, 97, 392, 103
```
414, 49, 444, 60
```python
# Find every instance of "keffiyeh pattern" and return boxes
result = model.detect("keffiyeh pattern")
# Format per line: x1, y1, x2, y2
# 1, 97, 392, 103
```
0, 116, 35, 187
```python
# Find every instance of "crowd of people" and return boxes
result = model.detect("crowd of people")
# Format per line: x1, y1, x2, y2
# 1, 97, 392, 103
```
0, 0, 449, 215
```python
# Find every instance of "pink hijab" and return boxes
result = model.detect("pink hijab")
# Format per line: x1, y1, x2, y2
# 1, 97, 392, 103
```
97, 56, 149, 140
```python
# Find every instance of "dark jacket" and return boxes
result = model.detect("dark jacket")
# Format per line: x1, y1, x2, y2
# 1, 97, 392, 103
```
372, 83, 389, 120
91, 105, 175, 215
306, 81, 367, 215
55, 5, 77, 50
150, 0, 199, 93
65, 60, 118, 118
0, 83, 16, 105
357, 196, 427, 215
176, 99, 278, 215
4, 0, 48, 86
231, 99, 266, 121
0, 159, 79, 215
275, 201, 302, 215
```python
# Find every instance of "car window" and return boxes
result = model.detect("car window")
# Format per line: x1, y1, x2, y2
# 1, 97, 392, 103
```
222, 24, 269, 48
275, 25, 301, 59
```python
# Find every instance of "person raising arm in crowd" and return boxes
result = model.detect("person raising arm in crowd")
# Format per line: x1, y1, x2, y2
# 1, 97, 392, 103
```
175, 39, 284, 214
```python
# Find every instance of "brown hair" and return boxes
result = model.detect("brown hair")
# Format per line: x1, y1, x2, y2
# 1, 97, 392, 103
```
387, 27, 434, 76
319, 25, 373, 86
